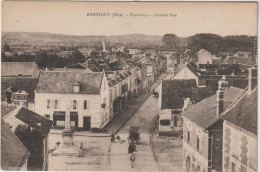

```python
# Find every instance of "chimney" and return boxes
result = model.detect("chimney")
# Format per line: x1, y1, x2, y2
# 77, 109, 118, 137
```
5, 87, 12, 104
216, 76, 228, 117
248, 67, 257, 94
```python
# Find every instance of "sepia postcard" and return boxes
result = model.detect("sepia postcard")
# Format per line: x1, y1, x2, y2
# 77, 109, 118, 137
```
1, 1, 258, 171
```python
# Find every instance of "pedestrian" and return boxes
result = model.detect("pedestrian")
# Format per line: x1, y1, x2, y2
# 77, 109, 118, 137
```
128, 141, 135, 159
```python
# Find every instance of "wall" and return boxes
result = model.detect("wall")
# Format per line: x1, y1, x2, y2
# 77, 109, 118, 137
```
35, 93, 101, 128
99, 73, 110, 128
198, 51, 213, 64
183, 117, 209, 172
223, 121, 257, 172
209, 120, 223, 172
173, 65, 199, 85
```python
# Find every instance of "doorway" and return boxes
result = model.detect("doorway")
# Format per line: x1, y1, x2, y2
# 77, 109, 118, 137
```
83, 117, 91, 131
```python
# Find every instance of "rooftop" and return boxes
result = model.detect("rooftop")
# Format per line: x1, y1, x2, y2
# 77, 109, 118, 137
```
1, 119, 30, 170
182, 87, 245, 130
222, 88, 257, 135
1, 62, 38, 77
36, 71, 104, 94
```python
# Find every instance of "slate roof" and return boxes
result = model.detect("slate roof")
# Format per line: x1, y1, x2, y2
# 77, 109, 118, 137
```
224, 56, 254, 65
1, 62, 38, 77
222, 88, 257, 135
161, 79, 211, 109
182, 87, 245, 130
36, 71, 103, 94
1, 105, 16, 117
15, 107, 53, 138
1, 119, 30, 170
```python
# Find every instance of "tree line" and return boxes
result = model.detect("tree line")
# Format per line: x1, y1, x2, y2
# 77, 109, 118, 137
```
162, 33, 256, 55
2, 49, 86, 69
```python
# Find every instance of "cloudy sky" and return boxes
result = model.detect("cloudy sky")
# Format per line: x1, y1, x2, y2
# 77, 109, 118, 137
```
2, 1, 257, 37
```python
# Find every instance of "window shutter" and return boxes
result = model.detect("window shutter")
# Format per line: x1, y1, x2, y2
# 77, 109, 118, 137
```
76, 100, 79, 110
81, 100, 84, 110
70, 100, 73, 109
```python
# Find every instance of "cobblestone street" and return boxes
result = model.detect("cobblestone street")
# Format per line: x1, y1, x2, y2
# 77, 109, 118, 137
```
109, 72, 169, 171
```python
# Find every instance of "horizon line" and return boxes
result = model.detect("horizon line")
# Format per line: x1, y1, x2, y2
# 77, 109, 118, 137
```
2, 31, 257, 38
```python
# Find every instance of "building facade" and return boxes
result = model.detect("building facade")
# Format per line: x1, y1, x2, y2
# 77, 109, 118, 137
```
35, 71, 110, 131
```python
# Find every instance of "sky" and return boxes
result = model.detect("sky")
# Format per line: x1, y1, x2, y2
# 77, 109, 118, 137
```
2, 1, 258, 37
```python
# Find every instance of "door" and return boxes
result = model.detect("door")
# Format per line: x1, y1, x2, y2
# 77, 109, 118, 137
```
174, 116, 177, 126
83, 117, 91, 131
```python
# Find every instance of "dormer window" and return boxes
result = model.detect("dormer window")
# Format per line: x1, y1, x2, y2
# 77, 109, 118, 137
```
73, 81, 81, 93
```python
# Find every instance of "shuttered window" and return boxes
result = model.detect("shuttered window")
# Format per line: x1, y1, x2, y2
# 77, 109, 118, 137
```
84, 100, 87, 110
47, 99, 50, 109
73, 100, 77, 110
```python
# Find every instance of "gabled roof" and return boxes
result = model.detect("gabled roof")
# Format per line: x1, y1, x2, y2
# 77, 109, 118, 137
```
1, 62, 38, 77
36, 71, 103, 94
182, 87, 245, 130
1, 119, 30, 170
15, 107, 53, 138
198, 49, 211, 55
161, 80, 206, 109
222, 88, 257, 135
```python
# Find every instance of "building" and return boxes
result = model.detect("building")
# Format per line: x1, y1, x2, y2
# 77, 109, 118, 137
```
221, 67, 257, 172
1, 62, 40, 78
197, 49, 213, 65
35, 71, 110, 131
182, 77, 245, 172
173, 62, 205, 87
1, 77, 39, 111
2, 106, 53, 170
1, 119, 29, 171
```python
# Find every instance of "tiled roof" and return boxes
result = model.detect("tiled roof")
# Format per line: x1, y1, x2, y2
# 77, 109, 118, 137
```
36, 71, 103, 94
222, 88, 257, 135
1, 62, 38, 77
1, 119, 30, 170
182, 87, 245, 130
15, 107, 53, 138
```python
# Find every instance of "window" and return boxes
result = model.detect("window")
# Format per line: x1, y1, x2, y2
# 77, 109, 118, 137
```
73, 100, 77, 109
47, 99, 50, 109
197, 135, 200, 150
55, 100, 58, 109
84, 100, 87, 110
160, 120, 170, 126
187, 131, 190, 142
232, 162, 236, 172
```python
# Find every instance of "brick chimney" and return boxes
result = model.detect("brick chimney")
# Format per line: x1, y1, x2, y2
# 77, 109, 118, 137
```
216, 76, 228, 117
248, 67, 257, 95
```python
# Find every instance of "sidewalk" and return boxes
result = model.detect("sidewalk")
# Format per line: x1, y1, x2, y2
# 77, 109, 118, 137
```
103, 72, 169, 134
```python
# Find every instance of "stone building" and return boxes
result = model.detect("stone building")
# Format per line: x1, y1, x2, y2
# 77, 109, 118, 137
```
182, 76, 245, 172
221, 67, 257, 172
